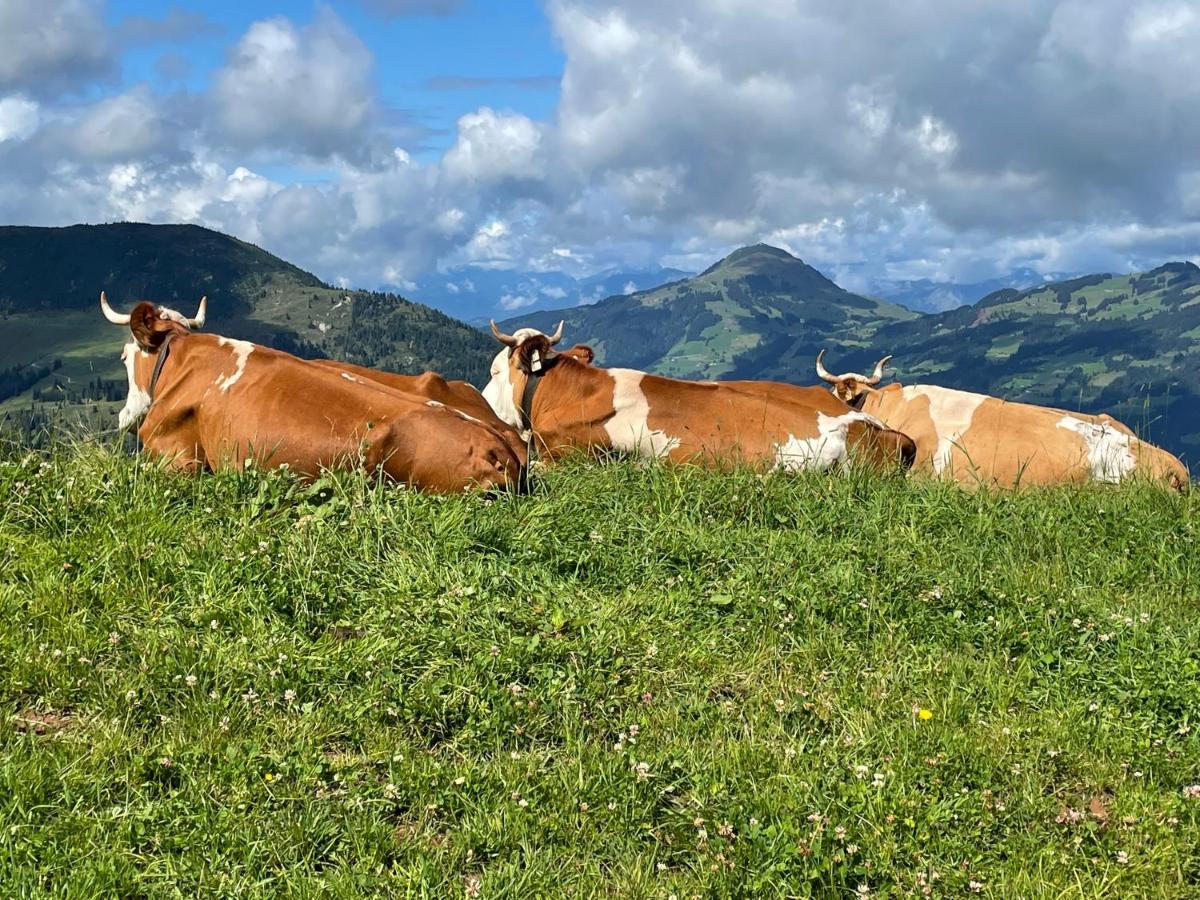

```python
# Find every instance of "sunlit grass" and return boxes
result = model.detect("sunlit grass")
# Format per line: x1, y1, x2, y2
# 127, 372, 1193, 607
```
1, 444, 1198, 897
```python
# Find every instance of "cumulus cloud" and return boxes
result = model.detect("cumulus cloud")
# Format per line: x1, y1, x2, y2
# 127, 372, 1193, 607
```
442, 107, 545, 185
0, 0, 112, 96
212, 9, 375, 158
69, 87, 170, 161
0, 96, 40, 143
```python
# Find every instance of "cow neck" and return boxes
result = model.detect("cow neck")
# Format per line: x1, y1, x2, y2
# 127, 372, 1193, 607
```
147, 332, 178, 402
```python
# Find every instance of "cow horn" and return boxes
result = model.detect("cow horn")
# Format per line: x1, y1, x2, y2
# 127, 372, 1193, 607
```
548, 320, 564, 345
100, 291, 132, 325
815, 349, 839, 384
867, 355, 892, 385
186, 296, 207, 329
490, 320, 517, 347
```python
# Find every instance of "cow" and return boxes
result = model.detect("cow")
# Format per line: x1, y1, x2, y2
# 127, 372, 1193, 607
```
100, 293, 524, 493
307, 358, 527, 465
815, 350, 1189, 490
481, 322, 916, 473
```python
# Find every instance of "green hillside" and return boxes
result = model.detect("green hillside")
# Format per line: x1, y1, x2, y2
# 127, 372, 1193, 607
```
0, 224, 494, 441
500, 248, 1199, 462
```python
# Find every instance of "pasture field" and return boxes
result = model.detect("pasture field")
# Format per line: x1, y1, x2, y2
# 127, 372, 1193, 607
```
2, 446, 1199, 897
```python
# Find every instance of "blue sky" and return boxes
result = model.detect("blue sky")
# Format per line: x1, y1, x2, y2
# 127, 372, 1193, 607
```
2, 0, 1199, 318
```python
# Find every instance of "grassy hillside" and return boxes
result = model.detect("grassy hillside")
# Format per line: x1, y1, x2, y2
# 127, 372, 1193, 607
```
0, 224, 494, 442
3, 446, 1199, 896
500, 248, 1199, 462
500, 244, 917, 379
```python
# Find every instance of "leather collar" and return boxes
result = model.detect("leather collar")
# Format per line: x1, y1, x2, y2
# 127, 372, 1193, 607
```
147, 332, 176, 401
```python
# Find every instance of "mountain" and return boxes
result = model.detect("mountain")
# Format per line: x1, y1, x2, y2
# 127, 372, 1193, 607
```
411, 264, 693, 323
0, 223, 494, 439
499, 246, 1200, 461
871, 268, 1046, 313
499, 244, 917, 378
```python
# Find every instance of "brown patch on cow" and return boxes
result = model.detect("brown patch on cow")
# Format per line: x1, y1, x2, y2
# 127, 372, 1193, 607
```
14, 708, 72, 735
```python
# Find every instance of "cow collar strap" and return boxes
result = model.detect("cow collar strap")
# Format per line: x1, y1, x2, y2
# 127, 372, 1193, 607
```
147, 332, 177, 401
518, 369, 544, 459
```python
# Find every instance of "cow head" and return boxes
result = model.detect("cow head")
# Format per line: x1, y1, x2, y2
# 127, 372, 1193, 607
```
482, 320, 564, 430
101, 292, 206, 430
815, 349, 892, 408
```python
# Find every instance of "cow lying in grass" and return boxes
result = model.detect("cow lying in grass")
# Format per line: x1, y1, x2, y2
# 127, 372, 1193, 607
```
815, 350, 1189, 490
308, 359, 527, 466
482, 322, 916, 472
101, 294, 524, 493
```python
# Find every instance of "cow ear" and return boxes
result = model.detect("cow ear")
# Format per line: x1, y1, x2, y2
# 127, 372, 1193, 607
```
129, 301, 165, 351
566, 343, 595, 365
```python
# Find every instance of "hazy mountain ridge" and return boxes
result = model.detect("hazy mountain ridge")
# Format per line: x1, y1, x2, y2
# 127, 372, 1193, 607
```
413, 264, 694, 323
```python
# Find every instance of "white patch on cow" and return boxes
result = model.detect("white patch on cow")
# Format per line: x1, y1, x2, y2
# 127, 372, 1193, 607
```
426, 400, 445, 407
901, 385, 987, 474
118, 341, 152, 431
1056, 415, 1136, 482
340, 372, 359, 383
214, 337, 254, 392
603, 369, 681, 458
774, 411, 879, 472
482, 347, 521, 429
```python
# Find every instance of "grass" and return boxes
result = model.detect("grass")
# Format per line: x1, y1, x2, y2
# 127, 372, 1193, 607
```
2, 445, 1200, 897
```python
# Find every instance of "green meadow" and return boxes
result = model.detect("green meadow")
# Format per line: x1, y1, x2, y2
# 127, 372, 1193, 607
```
2, 446, 1199, 897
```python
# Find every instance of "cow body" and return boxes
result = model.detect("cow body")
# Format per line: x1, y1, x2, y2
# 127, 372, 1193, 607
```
858, 383, 1188, 489
113, 302, 523, 493
482, 326, 916, 472
816, 352, 1188, 489
309, 359, 526, 464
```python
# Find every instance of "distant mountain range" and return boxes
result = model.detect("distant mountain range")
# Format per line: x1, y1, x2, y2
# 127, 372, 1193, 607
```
500, 244, 1200, 460
870, 268, 1046, 313
410, 264, 693, 323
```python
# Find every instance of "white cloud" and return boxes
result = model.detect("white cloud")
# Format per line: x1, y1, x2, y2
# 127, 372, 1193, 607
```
0, 0, 112, 96
70, 88, 167, 160
0, 95, 39, 142
499, 292, 536, 310
443, 107, 545, 185
212, 9, 375, 158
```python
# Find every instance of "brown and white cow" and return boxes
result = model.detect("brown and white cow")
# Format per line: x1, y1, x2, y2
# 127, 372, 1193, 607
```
308, 359, 527, 465
481, 323, 916, 472
101, 294, 524, 493
815, 350, 1189, 490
